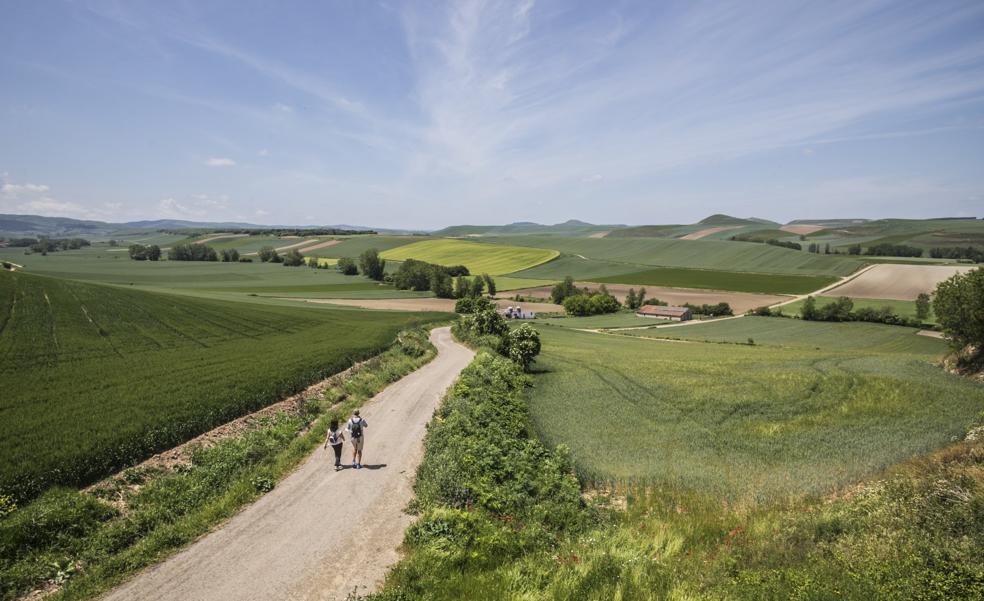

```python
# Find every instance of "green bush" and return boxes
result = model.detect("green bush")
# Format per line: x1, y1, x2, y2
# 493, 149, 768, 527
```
337, 256, 358, 275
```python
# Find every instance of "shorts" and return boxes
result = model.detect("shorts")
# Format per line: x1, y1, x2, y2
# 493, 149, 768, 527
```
350, 436, 365, 452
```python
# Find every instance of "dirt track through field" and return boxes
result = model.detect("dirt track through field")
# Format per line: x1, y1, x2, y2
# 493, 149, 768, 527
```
821, 263, 975, 300
100, 327, 474, 601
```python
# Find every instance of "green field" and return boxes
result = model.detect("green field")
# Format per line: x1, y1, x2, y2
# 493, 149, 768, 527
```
527, 322, 981, 499
483, 235, 861, 276
622, 315, 943, 352
0, 270, 446, 501
779, 296, 936, 323
592, 266, 835, 294
303, 235, 427, 258
380, 239, 560, 275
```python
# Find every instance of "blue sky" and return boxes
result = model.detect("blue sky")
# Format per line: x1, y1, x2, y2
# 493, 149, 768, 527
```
1, 0, 983, 229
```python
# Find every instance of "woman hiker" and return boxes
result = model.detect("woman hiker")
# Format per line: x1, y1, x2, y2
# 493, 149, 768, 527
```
323, 418, 346, 470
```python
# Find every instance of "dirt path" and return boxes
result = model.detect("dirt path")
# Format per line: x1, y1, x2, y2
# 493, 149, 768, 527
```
100, 327, 474, 601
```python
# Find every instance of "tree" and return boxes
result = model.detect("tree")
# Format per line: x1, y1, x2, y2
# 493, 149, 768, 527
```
551, 276, 578, 304
504, 324, 541, 371
431, 270, 454, 299
221, 249, 240, 262
625, 288, 638, 310
482, 273, 496, 297
801, 295, 818, 320
337, 257, 358, 275
933, 268, 984, 349
455, 275, 471, 298
637, 287, 646, 307
282, 249, 305, 266
848, 244, 862, 256
147, 245, 161, 261
915, 292, 931, 321
359, 248, 385, 281
258, 246, 278, 263
471, 276, 485, 297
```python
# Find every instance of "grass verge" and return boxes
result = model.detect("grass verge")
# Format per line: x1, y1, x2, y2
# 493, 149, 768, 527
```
0, 328, 439, 601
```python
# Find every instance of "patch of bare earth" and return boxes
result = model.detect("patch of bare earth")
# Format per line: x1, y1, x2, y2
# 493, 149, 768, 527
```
679, 225, 743, 240
588, 231, 610, 238
508, 284, 788, 314
821, 263, 975, 300
300, 239, 341, 252
196, 233, 250, 244
780, 224, 826, 235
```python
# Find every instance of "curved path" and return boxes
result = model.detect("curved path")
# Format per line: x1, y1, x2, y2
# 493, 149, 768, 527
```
102, 327, 474, 601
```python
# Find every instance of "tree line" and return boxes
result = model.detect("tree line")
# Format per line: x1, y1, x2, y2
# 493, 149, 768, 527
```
4, 237, 91, 253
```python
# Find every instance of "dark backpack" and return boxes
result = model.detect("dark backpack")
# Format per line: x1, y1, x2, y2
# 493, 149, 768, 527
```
350, 418, 363, 439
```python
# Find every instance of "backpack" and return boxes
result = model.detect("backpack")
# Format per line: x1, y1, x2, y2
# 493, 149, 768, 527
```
328, 430, 340, 445
349, 418, 364, 439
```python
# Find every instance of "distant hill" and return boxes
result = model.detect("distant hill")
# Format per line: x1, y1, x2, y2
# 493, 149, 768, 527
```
434, 220, 625, 237
699, 214, 779, 226
0, 214, 403, 238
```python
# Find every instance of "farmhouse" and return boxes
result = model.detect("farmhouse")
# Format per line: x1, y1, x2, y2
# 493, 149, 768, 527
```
636, 305, 692, 321
501, 306, 536, 319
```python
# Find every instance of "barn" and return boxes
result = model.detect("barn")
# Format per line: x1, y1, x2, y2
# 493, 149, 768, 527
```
636, 305, 692, 321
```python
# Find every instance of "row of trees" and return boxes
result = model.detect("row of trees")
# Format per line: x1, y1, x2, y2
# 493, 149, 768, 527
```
168, 243, 218, 261
731, 234, 803, 251
929, 246, 984, 263
128, 244, 161, 261
5, 237, 91, 253
797, 295, 926, 327
391, 259, 471, 298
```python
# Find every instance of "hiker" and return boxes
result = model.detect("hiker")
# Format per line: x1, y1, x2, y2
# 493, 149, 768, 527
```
323, 419, 345, 471
346, 409, 368, 469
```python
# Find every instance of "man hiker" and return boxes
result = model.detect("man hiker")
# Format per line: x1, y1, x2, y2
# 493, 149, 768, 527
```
346, 409, 368, 469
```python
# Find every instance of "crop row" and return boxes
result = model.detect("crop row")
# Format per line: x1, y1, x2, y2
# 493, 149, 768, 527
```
0, 271, 444, 501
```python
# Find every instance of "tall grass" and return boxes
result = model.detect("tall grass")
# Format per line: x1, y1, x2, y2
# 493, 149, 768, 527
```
527, 325, 983, 501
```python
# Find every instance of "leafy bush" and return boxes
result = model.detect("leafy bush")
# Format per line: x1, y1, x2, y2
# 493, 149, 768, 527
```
337, 257, 358, 275
683, 301, 733, 316
563, 290, 620, 316
220, 248, 240, 262
282, 249, 305, 267
257, 246, 279, 263
127, 244, 161, 261
454, 296, 495, 314
503, 324, 541, 371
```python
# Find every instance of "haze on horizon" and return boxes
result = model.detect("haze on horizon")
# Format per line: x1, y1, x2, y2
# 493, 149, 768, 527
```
1, 0, 983, 230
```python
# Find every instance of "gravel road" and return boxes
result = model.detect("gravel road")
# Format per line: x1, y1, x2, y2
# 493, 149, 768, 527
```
101, 327, 474, 601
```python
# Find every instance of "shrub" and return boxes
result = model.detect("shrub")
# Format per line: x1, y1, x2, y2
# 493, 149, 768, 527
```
127, 244, 161, 261
220, 248, 240, 262
282, 249, 305, 267
563, 291, 621, 316
337, 257, 358, 275
503, 324, 541, 371
455, 296, 495, 314
257, 246, 278, 263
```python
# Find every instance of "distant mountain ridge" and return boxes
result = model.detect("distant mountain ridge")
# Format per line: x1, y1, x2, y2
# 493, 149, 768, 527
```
0, 214, 406, 237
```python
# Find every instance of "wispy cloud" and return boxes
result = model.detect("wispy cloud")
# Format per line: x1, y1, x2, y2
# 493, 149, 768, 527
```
204, 157, 236, 167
